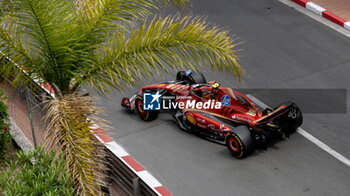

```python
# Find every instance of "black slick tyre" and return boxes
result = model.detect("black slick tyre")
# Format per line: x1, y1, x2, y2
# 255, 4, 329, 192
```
134, 96, 159, 121
225, 126, 255, 158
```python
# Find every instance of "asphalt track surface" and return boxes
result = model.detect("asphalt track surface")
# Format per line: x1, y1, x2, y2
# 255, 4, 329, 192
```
94, 0, 350, 195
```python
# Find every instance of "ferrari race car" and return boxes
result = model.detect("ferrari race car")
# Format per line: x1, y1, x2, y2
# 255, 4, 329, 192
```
121, 71, 303, 158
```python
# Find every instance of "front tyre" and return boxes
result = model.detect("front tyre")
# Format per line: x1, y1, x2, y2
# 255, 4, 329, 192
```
225, 126, 255, 158
135, 96, 159, 121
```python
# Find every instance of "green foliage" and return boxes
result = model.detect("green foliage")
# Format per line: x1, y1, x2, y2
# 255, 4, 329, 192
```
0, 147, 75, 196
0, 89, 8, 123
0, 131, 11, 160
0, 89, 10, 160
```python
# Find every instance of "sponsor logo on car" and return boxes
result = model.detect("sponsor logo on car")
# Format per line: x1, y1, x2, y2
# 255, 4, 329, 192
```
196, 124, 207, 129
288, 107, 298, 119
195, 117, 206, 124
207, 124, 231, 132
208, 124, 216, 130
186, 113, 196, 124
221, 95, 231, 106
219, 124, 231, 132
232, 115, 251, 122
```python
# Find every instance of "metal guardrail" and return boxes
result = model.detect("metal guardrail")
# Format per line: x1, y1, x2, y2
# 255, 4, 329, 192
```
106, 148, 157, 196
1, 55, 159, 196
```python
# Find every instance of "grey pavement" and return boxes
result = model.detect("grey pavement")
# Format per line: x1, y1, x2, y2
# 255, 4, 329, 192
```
93, 0, 350, 195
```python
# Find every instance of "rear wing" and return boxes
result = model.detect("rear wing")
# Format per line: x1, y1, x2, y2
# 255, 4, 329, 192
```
253, 102, 295, 125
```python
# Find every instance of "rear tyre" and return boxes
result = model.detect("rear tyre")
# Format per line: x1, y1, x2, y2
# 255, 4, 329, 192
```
176, 71, 207, 85
225, 126, 255, 158
135, 96, 159, 121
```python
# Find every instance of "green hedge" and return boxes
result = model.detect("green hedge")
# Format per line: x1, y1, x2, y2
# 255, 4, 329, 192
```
0, 147, 75, 195
0, 89, 10, 160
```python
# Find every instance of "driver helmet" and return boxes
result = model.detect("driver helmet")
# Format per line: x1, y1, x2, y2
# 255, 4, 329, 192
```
202, 89, 212, 99
202, 83, 220, 99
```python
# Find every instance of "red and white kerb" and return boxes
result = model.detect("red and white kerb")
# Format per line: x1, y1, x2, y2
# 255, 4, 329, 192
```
291, 0, 350, 30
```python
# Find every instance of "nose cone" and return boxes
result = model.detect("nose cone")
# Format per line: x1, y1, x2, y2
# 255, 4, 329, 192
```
121, 97, 130, 108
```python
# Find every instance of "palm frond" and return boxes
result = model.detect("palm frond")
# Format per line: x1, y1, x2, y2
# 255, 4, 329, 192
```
0, 22, 39, 88
81, 15, 243, 92
44, 94, 107, 195
163, 0, 190, 8
76, 0, 190, 46
0, 0, 19, 18
0, 0, 86, 93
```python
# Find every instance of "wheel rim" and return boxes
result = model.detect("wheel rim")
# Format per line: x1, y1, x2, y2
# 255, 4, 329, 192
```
137, 100, 146, 115
228, 137, 241, 153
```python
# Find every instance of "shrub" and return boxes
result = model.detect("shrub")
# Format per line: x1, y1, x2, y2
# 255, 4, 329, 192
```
0, 131, 11, 160
0, 89, 10, 160
0, 147, 75, 195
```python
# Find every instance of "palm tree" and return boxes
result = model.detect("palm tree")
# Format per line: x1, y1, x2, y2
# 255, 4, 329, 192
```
0, 0, 243, 195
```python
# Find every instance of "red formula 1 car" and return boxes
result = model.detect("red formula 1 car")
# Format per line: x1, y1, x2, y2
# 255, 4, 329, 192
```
121, 71, 303, 158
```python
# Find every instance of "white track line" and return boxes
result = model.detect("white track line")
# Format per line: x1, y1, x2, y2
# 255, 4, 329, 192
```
296, 129, 350, 167
246, 94, 350, 167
